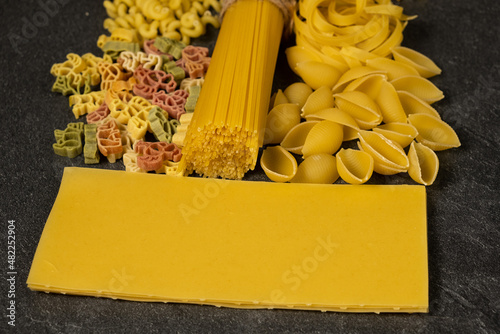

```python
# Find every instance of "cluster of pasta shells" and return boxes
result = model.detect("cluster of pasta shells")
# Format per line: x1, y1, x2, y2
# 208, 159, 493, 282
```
261, 60, 460, 185
260, 0, 460, 186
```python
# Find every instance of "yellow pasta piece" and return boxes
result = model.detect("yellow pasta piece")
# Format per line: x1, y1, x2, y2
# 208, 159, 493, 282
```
260, 145, 298, 182
302, 120, 344, 158
331, 65, 385, 93
372, 122, 418, 149
391, 75, 444, 104
283, 82, 313, 109
336, 148, 374, 185
357, 130, 409, 175
408, 141, 439, 186
408, 114, 461, 151
301, 86, 335, 118
397, 90, 441, 119
263, 103, 301, 145
285, 46, 323, 76
294, 61, 343, 90
305, 108, 359, 130
392, 46, 441, 78
375, 80, 407, 123
127, 110, 149, 140
365, 57, 419, 81
343, 73, 386, 100
334, 91, 382, 129
280, 121, 319, 155
69, 91, 106, 119
290, 154, 339, 184
271, 89, 289, 107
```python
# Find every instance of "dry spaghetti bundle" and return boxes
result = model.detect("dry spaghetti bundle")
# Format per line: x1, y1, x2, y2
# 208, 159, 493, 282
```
178, 0, 290, 179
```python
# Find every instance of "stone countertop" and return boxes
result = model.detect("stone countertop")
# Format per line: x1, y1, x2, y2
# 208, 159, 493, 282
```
0, 0, 499, 333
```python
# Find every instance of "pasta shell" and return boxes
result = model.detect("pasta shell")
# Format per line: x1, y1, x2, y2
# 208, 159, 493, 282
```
343, 126, 360, 141
280, 121, 319, 154
343, 73, 387, 100
408, 114, 461, 151
270, 89, 289, 108
375, 80, 407, 123
301, 86, 335, 118
285, 46, 322, 76
332, 65, 385, 93
373, 122, 418, 148
334, 91, 382, 129
357, 130, 409, 175
391, 75, 444, 104
366, 57, 419, 81
263, 103, 301, 145
407, 141, 439, 185
290, 154, 339, 184
295, 61, 343, 90
392, 46, 442, 78
336, 148, 374, 184
283, 82, 313, 109
305, 108, 359, 131
397, 90, 441, 119
302, 120, 344, 157
260, 146, 298, 182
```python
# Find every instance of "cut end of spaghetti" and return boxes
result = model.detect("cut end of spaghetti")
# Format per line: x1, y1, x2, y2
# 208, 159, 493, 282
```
178, 0, 284, 179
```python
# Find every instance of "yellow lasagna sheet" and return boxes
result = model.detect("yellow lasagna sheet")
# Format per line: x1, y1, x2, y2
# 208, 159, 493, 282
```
28, 167, 428, 312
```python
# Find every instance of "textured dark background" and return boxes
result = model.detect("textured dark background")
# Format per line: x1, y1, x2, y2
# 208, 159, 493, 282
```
1, 0, 499, 333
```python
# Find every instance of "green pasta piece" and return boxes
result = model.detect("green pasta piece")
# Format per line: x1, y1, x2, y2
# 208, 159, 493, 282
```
52, 74, 92, 96
154, 37, 185, 60
185, 85, 201, 113
83, 124, 100, 164
101, 41, 140, 60
53, 122, 84, 158
148, 107, 174, 142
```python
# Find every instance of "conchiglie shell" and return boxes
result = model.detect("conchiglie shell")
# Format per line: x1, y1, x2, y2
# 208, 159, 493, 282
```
302, 120, 344, 157
319, 46, 351, 73
290, 154, 339, 184
407, 141, 439, 185
305, 108, 359, 131
408, 114, 461, 151
343, 126, 360, 141
343, 73, 387, 100
373, 122, 418, 148
270, 89, 289, 108
336, 148, 374, 184
286, 46, 322, 76
301, 86, 335, 118
392, 46, 442, 78
375, 80, 407, 123
391, 75, 444, 104
332, 66, 385, 94
280, 121, 319, 154
283, 82, 313, 109
334, 91, 382, 129
366, 57, 420, 81
357, 130, 409, 175
263, 103, 301, 145
397, 90, 441, 119
295, 61, 343, 90
260, 146, 298, 182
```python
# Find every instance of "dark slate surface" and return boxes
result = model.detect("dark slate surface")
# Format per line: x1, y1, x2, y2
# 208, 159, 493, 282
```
0, 0, 499, 333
